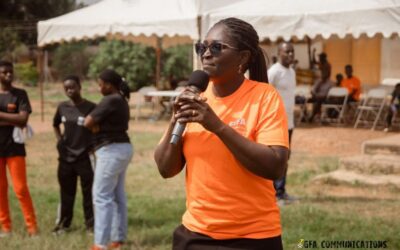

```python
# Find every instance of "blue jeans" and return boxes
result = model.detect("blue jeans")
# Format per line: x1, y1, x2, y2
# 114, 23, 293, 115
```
93, 143, 133, 246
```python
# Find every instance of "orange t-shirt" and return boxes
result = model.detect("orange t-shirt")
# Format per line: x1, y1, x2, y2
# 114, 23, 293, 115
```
341, 76, 361, 101
181, 78, 289, 239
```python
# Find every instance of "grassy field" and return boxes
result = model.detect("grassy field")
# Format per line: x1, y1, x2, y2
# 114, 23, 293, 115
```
1, 84, 399, 249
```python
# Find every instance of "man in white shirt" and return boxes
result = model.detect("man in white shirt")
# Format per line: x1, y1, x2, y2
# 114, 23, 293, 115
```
268, 42, 297, 203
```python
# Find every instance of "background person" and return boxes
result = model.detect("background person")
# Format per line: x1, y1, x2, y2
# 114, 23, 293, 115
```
335, 73, 343, 87
312, 49, 331, 82
84, 69, 133, 250
308, 70, 333, 123
268, 42, 297, 203
384, 83, 400, 132
52, 75, 96, 234
341, 65, 361, 102
0, 60, 38, 237
155, 18, 288, 250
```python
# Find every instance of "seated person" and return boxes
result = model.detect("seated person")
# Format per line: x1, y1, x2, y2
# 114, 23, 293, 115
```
335, 73, 343, 87
384, 83, 400, 132
341, 65, 361, 102
308, 71, 333, 123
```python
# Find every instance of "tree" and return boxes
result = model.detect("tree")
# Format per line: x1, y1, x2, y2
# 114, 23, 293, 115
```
0, 0, 76, 46
89, 40, 156, 91
162, 45, 193, 84
52, 42, 92, 79
0, 28, 21, 60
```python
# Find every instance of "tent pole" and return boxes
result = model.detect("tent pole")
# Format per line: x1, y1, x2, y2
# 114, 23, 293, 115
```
37, 49, 45, 122
193, 16, 202, 70
307, 36, 312, 70
155, 37, 162, 89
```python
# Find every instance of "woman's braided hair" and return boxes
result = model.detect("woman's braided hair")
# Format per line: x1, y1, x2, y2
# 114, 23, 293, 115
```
99, 69, 131, 100
215, 17, 268, 83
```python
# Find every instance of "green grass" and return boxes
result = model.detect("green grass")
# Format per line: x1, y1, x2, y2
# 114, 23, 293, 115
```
2, 86, 399, 249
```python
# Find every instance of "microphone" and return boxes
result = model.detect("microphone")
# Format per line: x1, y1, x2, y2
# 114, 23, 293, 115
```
170, 70, 209, 145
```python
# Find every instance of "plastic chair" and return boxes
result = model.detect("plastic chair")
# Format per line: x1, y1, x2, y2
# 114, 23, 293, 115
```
134, 86, 157, 121
320, 87, 349, 124
294, 85, 311, 124
354, 88, 388, 130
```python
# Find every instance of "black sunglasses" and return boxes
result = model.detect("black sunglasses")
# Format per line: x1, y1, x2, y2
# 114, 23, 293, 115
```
195, 41, 238, 56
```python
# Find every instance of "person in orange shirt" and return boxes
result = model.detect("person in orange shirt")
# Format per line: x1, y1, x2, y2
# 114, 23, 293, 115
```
341, 65, 361, 102
0, 60, 38, 237
154, 18, 289, 250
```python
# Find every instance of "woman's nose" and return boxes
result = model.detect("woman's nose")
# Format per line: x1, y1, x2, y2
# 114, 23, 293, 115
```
202, 47, 212, 59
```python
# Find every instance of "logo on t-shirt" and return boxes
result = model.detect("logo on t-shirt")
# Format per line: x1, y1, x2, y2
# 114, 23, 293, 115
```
229, 118, 247, 135
7, 103, 16, 112
77, 116, 84, 126
61, 116, 66, 123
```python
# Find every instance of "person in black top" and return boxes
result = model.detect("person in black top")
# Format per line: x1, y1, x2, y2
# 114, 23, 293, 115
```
0, 60, 38, 237
52, 75, 96, 234
384, 83, 400, 132
84, 69, 133, 250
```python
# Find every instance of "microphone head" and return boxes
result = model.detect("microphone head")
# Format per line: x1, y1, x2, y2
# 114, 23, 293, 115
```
188, 70, 209, 92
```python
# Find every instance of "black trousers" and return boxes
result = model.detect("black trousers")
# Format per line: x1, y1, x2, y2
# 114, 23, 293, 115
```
172, 225, 283, 250
57, 156, 94, 229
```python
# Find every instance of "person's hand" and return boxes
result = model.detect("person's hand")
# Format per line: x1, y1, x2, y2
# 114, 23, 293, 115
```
174, 90, 224, 133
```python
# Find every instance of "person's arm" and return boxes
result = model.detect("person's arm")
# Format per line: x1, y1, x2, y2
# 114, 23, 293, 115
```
84, 115, 100, 133
174, 94, 288, 180
214, 123, 287, 180
84, 97, 111, 133
153, 117, 186, 178
53, 126, 62, 141
53, 105, 62, 141
0, 111, 29, 127
0, 120, 12, 126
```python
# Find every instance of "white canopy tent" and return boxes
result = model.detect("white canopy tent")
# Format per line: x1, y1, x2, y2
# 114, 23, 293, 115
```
202, 0, 400, 42
36, 0, 243, 121
37, 0, 242, 48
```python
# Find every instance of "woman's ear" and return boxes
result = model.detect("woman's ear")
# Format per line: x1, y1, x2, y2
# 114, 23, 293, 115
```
237, 50, 251, 73
239, 50, 251, 66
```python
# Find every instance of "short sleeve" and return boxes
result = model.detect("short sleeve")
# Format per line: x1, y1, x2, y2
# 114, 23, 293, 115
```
89, 96, 115, 123
255, 88, 289, 148
17, 90, 32, 114
53, 105, 61, 127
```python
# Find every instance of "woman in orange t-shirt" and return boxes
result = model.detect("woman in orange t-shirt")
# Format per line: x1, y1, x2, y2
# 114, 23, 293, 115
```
154, 18, 289, 250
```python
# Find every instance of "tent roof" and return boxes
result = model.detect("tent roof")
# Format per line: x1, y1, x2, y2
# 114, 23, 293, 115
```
202, 0, 400, 41
37, 0, 242, 47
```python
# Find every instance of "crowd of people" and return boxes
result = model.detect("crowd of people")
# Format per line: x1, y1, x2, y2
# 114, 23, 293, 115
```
1, 60, 132, 249
0, 16, 398, 250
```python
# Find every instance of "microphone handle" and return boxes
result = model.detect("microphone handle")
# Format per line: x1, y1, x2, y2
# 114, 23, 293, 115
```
169, 86, 202, 145
170, 122, 186, 145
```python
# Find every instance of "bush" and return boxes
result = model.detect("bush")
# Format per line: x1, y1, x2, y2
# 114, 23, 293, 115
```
14, 62, 39, 86
162, 44, 192, 82
0, 28, 21, 60
52, 42, 91, 79
89, 40, 156, 91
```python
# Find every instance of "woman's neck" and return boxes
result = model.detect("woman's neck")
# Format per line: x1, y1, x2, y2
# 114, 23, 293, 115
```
212, 75, 245, 98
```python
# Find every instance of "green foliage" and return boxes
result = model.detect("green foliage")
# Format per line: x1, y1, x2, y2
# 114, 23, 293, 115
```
89, 40, 156, 91
52, 42, 91, 79
162, 45, 193, 81
14, 62, 38, 86
0, 0, 76, 20
0, 28, 20, 60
